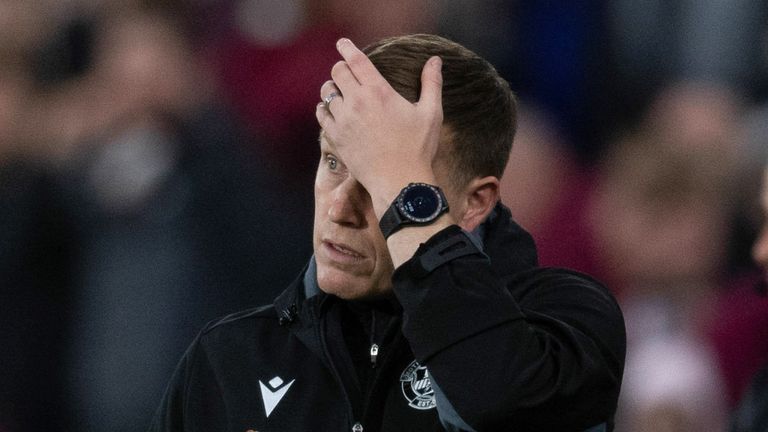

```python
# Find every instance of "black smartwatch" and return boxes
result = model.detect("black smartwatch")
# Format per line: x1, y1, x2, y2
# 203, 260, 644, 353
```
379, 183, 449, 239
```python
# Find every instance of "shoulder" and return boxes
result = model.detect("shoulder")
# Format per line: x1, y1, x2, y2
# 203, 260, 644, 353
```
507, 267, 625, 343
195, 304, 280, 348
511, 266, 626, 361
507, 267, 616, 305
202, 304, 277, 334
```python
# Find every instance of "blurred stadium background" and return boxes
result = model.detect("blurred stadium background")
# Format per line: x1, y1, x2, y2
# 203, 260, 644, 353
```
2, 1, 768, 431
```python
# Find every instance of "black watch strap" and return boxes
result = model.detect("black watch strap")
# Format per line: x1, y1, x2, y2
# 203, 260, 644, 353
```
379, 203, 406, 239
379, 183, 449, 239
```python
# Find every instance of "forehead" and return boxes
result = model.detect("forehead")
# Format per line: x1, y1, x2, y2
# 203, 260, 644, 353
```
317, 127, 455, 155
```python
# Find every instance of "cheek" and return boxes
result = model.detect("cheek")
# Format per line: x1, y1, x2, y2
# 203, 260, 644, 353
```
313, 181, 331, 247
370, 238, 395, 286
374, 241, 394, 270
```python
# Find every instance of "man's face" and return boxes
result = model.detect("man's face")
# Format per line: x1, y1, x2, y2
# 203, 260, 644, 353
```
312, 133, 458, 300
753, 168, 768, 277
313, 134, 394, 299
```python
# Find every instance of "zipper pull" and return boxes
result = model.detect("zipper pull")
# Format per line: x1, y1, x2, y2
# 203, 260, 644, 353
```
370, 343, 379, 368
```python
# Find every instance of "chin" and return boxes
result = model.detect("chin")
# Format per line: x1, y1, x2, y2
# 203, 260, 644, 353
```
317, 267, 364, 299
316, 267, 390, 300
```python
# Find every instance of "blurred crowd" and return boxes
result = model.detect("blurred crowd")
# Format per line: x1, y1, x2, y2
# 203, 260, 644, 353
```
2, 1, 768, 431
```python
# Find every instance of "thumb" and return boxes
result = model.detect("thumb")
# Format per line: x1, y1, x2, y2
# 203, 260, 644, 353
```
418, 56, 443, 111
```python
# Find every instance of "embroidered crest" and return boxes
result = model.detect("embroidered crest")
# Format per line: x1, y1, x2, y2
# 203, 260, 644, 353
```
400, 360, 436, 410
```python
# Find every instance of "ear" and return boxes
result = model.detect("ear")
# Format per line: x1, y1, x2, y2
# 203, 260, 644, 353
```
456, 176, 500, 232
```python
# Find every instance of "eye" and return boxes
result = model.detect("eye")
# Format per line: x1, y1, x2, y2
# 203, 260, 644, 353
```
326, 155, 338, 171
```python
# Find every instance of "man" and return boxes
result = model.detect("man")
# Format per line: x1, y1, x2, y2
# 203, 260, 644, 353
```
150, 34, 625, 432
751, 165, 768, 304
731, 165, 768, 432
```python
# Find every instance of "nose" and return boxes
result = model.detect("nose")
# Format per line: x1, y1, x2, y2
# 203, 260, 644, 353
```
754, 225, 768, 271
328, 177, 368, 227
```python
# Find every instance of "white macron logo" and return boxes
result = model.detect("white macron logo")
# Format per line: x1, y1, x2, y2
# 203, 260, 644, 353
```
259, 376, 295, 418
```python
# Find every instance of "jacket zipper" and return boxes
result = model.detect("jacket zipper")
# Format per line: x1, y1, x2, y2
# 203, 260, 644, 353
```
361, 319, 405, 428
370, 309, 379, 368
370, 344, 379, 367
316, 307, 359, 429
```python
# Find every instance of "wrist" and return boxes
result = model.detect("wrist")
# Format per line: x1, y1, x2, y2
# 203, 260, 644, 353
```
386, 214, 456, 267
370, 172, 438, 219
377, 182, 449, 241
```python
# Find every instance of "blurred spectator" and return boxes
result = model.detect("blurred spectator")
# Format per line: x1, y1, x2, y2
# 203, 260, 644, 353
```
0, 65, 76, 432
500, 105, 572, 234
591, 82, 744, 432
710, 270, 768, 408
708, 102, 768, 408
0, 66, 30, 161
500, 104, 606, 282
590, 82, 743, 289
56, 9, 311, 432
0, 5, 77, 430
2, 4, 313, 431
729, 165, 768, 431
733, 103, 768, 269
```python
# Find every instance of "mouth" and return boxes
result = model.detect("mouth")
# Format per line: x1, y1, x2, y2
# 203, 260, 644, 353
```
324, 241, 364, 258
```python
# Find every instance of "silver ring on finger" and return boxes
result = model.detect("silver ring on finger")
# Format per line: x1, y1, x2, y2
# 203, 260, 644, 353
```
323, 91, 339, 109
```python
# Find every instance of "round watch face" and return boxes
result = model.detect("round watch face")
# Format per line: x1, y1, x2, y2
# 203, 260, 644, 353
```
397, 184, 444, 223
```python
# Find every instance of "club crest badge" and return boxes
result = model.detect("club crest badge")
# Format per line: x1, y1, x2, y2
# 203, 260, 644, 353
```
400, 360, 436, 410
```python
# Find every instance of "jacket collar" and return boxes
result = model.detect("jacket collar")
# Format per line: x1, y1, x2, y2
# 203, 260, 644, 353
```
483, 201, 539, 277
273, 260, 325, 326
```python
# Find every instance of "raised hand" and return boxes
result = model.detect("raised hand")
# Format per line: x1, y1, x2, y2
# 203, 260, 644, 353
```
316, 38, 444, 218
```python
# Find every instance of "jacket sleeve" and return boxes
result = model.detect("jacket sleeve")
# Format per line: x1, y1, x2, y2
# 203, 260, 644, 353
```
392, 226, 626, 432
148, 332, 228, 432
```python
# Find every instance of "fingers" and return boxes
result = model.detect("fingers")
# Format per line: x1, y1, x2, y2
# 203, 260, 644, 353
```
418, 56, 443, 113
321, 80, 340, 99
316, 100, 335, 134
336, 38, 386, 86
320, 80, 342, 114
317, 81, 341, 132
331, 60, 358, 98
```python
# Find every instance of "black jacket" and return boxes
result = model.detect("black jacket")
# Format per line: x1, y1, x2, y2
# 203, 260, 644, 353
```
149, 204, 625, 432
